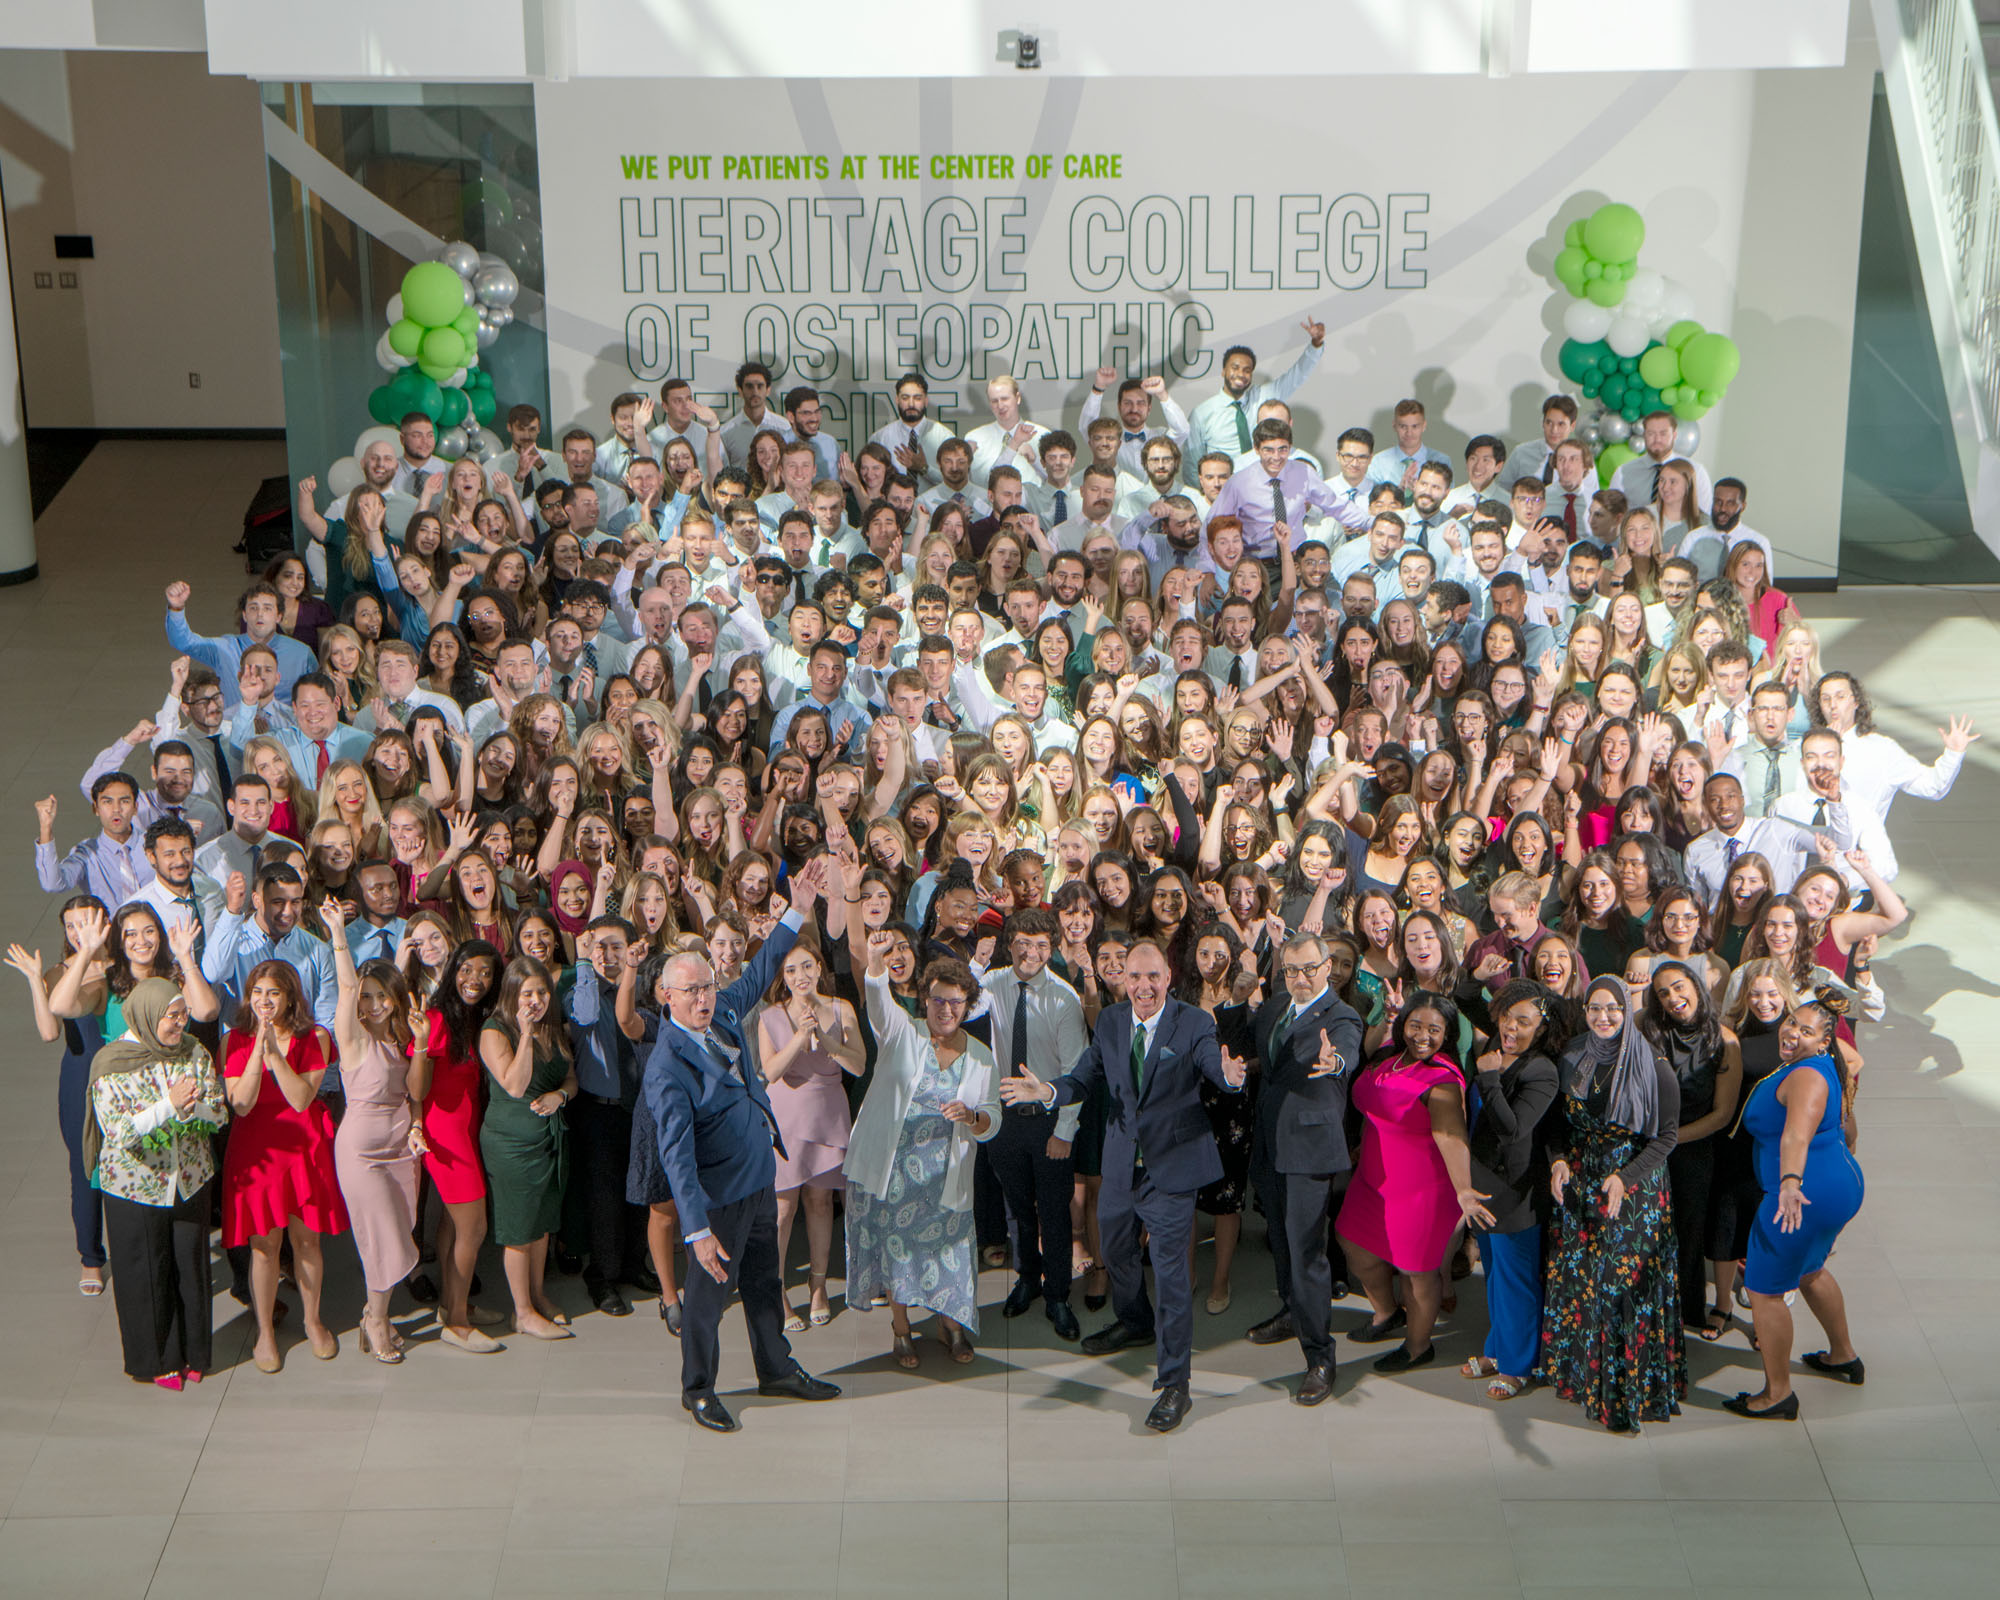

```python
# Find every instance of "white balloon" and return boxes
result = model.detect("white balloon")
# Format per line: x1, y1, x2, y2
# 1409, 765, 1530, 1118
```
386, 293, 404, 324
1563, 301, 1613, 343
375, 330, 411, 371
1605, 315, 1650, 358
326, 455, 364, 496
1599, 413, 1631, 443
1673, 422, 1701, 456
1655, 281, 1696, 327
1624, 269, 1665, 310
354, 425, 400, 458
440, 367, 467, 389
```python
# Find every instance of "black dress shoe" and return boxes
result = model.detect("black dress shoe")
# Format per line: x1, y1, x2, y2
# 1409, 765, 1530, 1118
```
1723, 1390, 1800, 1419
407, 1272, 439, 1306
1084, 1292, 1107, 1312
1372, 1343, 1435, 1374
1002, 1279, 1039, 1318
1294, 1363, 1336, 1406
554, 1245, 582, 1275
683, 1393, 738, 1432
659, 1299, 683, 1336
757, 1363, 841, 1401
1080, 1320, 1154, 1356
1246, 1309, 1296, 1346
1330, 1280, 1351, 1301
1144, 1385, 1191, 1432
1802, 1351, 1865, 1386
592, 1284, 633, 1318
1349, 1308, 1408, 1343
1047, 1300, 1081, 1342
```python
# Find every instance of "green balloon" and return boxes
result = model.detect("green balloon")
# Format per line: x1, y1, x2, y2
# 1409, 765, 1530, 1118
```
470, 388, 498, 427
387, 318, 426, 359
401, 261, 466, 329
1699, 389, 1719, 406
420, 326, 465, 371
1583, 202, 1645, 266
1554, 246, 1587, 282
1659, 385, 1680, 406
437, 387, 469, 428
1618, 357, 1638, 374
367, 384, 402, 426
1596, 441, 1637, 477
1564, 220, 1585, 249
1558, 340, 1591, 382
1602, 375, 1628, 406
1598, 352, 1621, 374
1678, 332, 1741, 392
1580, 375, 1602, 398
1583, 259, 1603, 280
1623, 400, 1643, 422
1585, 277, 1625, 307
416, 361, 457, 385
1637, 345, 1680, 389
1673, 396, 1711, 420
452, 306, 480, 341
1664, 319, 1704, 351
1638, 387, 1662, 414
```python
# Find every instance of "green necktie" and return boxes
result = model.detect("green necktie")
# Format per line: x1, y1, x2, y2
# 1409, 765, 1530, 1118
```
1129, 1018, 1147, 1092
1232, 400, 1252, 453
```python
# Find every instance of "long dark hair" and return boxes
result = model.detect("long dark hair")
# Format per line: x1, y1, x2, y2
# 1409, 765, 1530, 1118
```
1639, 958, 1722, 1059
230, 958, 308, 1036
1487, 977, 1571, 1059
492, 954, 572, 1060
434, 939, 503, 1062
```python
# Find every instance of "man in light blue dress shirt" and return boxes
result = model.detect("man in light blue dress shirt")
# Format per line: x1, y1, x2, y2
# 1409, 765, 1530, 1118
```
1368, 399, 1452, 495
1183, 317, 1326, 486
163, 579, 317, 710
200, 862, 339, 1031
34, 776, 151, 910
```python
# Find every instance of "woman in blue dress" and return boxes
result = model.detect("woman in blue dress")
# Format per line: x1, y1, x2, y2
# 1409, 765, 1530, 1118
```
845, 935, 1002, 1370
1725, 992, 1866, 1419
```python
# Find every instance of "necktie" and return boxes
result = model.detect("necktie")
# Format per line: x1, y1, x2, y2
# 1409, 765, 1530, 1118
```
1227, 656, 1244, 690
950, 491, 965, 505
1009, 983, 1031, 1077
1722, 709, 1737, 742
1812, 798, 1827, 826
1649, 462, 1663, 504
1562, 493, 1577, 536
1541, 450, 1556, 485
1232, 400, 1252, 453
557, 674, 571, 704
176, 894, 206, 963
391, 699, 411, 724
1052, 489, 1068, 526
583, 642, 599, 674
1276, 1001, 1297, 1044
705, 1030, 742, 1083
315, 740, 331, 783
1129, 1018, 1148, 1092
793, 568, 810, 606
1761, 748, 1783, 814
207, 734, 232, 790
1725, 836, 1741, 867
1269, 475, 1288, 530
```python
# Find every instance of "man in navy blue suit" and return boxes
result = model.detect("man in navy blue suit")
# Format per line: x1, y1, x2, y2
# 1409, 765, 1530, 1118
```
1244, 932, 1366, 1406
1000, 938, 1247, 1433
644, 857, 841, 1432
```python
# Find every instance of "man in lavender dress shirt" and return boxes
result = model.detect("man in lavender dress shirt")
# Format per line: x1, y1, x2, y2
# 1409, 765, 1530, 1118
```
1206, 421, 1356, 563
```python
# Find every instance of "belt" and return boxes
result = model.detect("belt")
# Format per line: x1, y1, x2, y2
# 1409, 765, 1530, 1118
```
580, 1091, 625, 1109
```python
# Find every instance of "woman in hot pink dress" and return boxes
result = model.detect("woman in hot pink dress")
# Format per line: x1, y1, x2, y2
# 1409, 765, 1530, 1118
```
756, 940, 864, 1331
1336, 994, 1491, 1376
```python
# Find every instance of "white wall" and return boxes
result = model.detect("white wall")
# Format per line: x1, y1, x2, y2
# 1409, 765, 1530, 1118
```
0, 49, 284, 429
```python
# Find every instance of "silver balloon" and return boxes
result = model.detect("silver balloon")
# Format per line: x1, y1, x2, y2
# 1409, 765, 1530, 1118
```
1579, 418, 1601, 446
460, 276, 477, 307
478, 251, 507, 272
437, 240, 480, 278
473, 265, 519, 308
468, 428, 498, 463
1672, 421, 1700, 456
434, 425, 470, 461
475, 318, 501, 349
488, 305, 513, 328
1599, 413, 1632, 444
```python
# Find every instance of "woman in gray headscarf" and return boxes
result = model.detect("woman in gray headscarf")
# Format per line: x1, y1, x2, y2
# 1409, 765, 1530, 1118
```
85, 978, 229, 1389
1534, 974, 1688, 1432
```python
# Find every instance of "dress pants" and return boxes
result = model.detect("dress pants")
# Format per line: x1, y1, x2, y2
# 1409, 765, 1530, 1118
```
55, 1046, 105, 1268
679, 1187, 795, 1398
1480, 1224, 1543, 1376
1667, 1138, 1716, 1328
972, 1143, 1009, 1252
986, 1100, 1076, 1305
102, 1183, 213, 1381
1253, 1163, 1339, 1367
1099, 1162, 1197, 1390
573, 1094, 645, 1288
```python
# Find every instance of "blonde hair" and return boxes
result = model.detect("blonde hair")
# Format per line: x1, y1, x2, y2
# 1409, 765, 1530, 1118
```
316, 758, 386, 850
243, 736, 317, 831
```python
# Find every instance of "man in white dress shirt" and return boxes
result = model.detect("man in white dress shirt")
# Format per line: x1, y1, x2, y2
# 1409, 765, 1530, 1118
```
1078, 372, 1189, 478
782, 386, 842, 482
1023, 429, 1084, 530
1182, 317, 1326, 486
1503, 395, 1584, 488
1685, 772, 1848, 908
870, 372, 957, 490
1807, 670, 1974, 848
965, 374, 1049, 488
390, 413, 449, 498
1679, 477, 1775, 583
1610, 412, 1713, 514
645, 378, 722, 466
1443, 434, 1510, 519
915, 438, 992, 521
1369, 399, 1451, 494
594, 391, 660, 483
1052, 465, 1126, 553
355, 641, 467, 734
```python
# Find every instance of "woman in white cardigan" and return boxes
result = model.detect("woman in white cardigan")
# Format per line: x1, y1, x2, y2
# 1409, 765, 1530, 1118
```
844, 930, 1003, 1369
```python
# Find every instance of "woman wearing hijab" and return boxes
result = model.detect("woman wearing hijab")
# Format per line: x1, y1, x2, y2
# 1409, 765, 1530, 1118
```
1537, 974, 1687, 1432
85, 978, 229, 1389
1727, 994, 1866, 1418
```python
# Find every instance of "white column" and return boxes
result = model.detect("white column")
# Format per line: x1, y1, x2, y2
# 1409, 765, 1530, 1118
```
0, 195, 37, 584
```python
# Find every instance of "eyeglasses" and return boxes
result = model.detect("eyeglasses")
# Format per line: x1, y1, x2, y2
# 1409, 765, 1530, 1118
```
1279, 958, 1330, 979
755, 574, 788, 585
668, 981, 717, 997
1584, 1003, 1624, 1019
926, 995, 967, 1011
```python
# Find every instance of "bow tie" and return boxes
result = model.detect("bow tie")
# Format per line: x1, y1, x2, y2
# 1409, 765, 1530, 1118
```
1123, 430, 1146, 441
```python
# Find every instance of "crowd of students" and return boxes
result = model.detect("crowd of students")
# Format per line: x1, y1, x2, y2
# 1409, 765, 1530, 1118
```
18, 331, 1969, 1433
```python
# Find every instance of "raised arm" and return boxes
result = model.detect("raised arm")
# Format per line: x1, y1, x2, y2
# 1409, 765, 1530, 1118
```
6, 947, 63, 1043
319, 896, 370, 1063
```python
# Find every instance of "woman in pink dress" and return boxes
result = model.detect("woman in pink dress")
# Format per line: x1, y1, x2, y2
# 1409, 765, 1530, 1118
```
756, 940, 864, 1330
1336, 994, 1492, 1375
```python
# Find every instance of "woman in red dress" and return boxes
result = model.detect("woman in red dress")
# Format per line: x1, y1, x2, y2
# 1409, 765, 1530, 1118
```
221, 959, 348, 1373
423, 940, 503, 1351
1335, 995, 1492, 1376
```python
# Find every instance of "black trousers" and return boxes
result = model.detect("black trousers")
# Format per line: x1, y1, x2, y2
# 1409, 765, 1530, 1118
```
1253, 1163, 1341, 1366
1100, 1163, 1197, 1390
572, 1095, 646, 1289
103, 1183, 213, 1381
972, 1143, 1009, 1252
1667, 1137, 1715, 1328
679, 1187, 794, 1399
985, 1100, 1076, 1305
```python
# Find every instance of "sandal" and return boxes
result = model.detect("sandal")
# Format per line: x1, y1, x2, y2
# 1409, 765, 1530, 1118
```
784, 1306, 808, 1335
1486, 1374, 1526, 1401
1696, 1311, 1731, 1342
892, 1330, 921, 1370
1460, 1356, 1500, 1379
357, 1321, 404, 1365
78, 1272, 106, 1298
808, 1272, 832, 1327
943, 1325, 975, 1364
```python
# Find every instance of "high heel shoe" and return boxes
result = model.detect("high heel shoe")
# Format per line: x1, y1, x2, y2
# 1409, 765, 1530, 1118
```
1802, 1351, 1866, 1386
357, 1321, 404, 1364
151, 1373, 183, 1391
808, 1271, 832, 1327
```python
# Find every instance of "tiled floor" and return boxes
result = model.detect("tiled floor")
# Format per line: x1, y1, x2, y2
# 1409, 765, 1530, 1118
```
2, 443, 1998, 1597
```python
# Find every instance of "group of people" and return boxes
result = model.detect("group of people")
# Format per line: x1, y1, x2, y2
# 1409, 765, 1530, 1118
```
22, 324, 1964, 1433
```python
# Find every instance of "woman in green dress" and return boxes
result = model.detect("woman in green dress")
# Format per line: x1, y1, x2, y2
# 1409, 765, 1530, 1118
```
478, 955, 578, 1341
